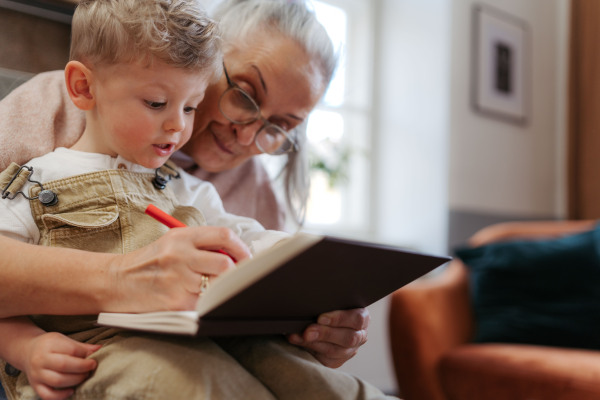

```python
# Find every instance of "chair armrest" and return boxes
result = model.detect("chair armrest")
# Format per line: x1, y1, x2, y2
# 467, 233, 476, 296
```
468, 220, 597, 247
388, 260, 473, 400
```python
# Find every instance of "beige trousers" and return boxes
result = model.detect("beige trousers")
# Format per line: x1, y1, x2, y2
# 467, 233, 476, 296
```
0, 166, 398, 400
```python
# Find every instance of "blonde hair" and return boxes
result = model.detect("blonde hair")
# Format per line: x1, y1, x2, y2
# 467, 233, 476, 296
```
70, 0, 222, 80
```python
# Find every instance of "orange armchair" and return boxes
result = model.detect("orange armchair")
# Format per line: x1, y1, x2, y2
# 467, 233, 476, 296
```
388, 220, 600, 400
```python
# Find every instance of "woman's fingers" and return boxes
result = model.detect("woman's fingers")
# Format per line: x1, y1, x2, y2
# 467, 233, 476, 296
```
153, 226, 249, 276
109, 226, 250, 312
288, 308, 370, 368
185, 225, 251, 265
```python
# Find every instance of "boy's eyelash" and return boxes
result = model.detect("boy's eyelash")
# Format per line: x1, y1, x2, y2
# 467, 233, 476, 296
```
145, 100, 166, 108
144, 101, 198, 112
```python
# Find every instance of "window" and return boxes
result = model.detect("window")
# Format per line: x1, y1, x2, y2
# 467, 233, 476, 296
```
305, 0, 374, 237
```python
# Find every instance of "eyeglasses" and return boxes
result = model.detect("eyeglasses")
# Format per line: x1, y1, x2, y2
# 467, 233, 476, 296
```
218, 63, 298, 155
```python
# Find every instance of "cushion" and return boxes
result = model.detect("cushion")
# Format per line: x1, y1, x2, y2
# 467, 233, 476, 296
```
455, 225, 600, 350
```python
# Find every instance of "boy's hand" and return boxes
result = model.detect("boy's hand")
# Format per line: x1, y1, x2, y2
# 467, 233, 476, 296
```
23, 332, 100, 400
288, 308, 370, 368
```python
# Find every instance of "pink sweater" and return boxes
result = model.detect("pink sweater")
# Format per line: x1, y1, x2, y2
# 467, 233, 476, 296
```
0, 70, 286, 231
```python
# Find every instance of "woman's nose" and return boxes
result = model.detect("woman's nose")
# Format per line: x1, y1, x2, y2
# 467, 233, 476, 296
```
234, 120, 263, 146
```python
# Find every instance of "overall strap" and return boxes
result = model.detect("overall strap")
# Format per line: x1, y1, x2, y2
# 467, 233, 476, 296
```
0, 162, 58, 206
153, 160, 181, 190
0, 359, 18, 400
0, 162, 30, 199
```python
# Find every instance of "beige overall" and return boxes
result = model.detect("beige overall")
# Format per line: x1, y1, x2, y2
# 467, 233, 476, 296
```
0, 164, 397, 400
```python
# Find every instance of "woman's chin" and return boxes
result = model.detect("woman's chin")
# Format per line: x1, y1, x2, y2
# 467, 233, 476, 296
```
190, 148, 230, 172
200, 151, 253, 173
187, 138, 252, 172
197, 160, 230, 173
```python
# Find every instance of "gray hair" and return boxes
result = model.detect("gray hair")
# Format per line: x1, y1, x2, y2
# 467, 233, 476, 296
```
71, 0, 222, 80
211, 0, 338, 226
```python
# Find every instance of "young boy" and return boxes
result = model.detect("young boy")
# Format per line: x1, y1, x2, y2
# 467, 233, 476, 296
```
0, 0, 282, 398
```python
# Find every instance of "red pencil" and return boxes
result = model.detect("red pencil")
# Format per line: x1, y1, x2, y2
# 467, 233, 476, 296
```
145, 204, 236, 262
145, 204, 186, 228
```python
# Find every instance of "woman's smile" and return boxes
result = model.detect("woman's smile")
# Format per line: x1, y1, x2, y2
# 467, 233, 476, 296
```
209, 124, 235, 155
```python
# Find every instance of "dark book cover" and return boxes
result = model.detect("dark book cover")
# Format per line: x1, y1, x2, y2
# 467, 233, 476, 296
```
196, 236, 450, 335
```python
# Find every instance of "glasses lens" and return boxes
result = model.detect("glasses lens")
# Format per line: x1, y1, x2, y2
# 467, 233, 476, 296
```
256, 125, 296, 155
219, 87, 260, 124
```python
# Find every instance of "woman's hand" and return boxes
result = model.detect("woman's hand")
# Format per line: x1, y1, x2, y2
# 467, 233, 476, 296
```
107, 226, 251, 313
22, 332, 101, 400
288, 308, 370, 368
0, 231, 247, 318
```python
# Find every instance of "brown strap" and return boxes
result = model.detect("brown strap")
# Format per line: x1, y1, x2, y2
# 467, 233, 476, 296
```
0, 162, 30, 200
0, 359, 19, 400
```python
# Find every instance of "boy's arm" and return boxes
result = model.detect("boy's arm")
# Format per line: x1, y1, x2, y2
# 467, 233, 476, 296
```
0, 316, 45, 371
0, 317, 99, 399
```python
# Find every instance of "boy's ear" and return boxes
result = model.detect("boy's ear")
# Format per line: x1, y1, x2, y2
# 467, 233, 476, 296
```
64, 61, 95, 111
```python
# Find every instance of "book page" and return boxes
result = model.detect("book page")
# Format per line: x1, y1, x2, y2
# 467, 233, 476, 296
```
98, 311, 199, 335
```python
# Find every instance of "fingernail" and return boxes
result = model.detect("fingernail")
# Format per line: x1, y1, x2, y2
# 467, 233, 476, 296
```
318, 316, 331, 325
306, 330, 319, 341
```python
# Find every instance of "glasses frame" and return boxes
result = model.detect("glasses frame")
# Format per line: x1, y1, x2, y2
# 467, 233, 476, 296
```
218, 63, 298, 155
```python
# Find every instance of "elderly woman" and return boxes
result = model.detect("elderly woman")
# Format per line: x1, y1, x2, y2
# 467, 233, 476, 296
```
0, 0, 375, 394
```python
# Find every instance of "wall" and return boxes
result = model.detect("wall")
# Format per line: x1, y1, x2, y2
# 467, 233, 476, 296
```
0, 8, 71, 73
340, 0, 452, 395
371, 0, 451, 256
448, 0, 570, 248
348, 0, 570, 396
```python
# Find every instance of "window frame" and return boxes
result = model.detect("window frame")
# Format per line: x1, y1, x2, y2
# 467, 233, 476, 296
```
304, 0, 376, 238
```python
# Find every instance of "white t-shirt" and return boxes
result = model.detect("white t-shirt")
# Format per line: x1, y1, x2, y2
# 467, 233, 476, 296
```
0, 148, 287, 253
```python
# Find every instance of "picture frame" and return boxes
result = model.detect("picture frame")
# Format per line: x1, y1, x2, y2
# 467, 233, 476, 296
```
471, 5, 530, 125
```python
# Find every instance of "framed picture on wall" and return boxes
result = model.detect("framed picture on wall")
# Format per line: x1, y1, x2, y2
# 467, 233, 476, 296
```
471, 5, 530, 125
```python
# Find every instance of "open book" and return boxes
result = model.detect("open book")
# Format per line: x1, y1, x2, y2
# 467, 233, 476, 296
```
98, 233, 450, 336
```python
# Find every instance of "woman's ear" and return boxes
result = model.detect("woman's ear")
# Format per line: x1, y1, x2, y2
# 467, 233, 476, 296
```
64, 61, 95, 111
